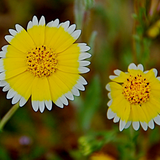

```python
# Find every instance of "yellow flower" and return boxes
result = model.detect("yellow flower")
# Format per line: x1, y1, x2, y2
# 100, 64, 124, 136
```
0, 16, 91, 112
106, 63, 160, 131
90, 153, 115, 160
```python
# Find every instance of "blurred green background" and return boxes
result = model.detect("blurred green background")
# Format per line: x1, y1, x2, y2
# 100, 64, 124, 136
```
0, 0, 160, 159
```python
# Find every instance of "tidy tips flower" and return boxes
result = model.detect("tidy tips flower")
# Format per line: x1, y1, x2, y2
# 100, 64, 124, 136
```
0, 15, 91, 113
106, 63, 160, 131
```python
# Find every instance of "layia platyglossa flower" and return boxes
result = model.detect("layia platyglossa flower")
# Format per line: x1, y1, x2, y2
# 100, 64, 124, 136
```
0, 16, 91, 113
106, 63, 160, 131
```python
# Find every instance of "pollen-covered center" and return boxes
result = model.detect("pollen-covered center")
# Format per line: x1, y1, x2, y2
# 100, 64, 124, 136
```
26, 45, 58, 77
122, 74, 150, 105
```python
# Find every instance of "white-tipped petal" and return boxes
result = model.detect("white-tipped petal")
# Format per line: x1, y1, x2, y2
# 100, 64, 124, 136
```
154, 115, 160, 125
78, 76, 87, 85
55, 99, 64, 108
0, 51, 6, 58
105, 83, 111, 91
157, 77, 160, 81
107, 99, 112, 106
71, 30, 81, 39
0, 66, 4, 72
12, 94, 21, 104
137, 64, 144, 71
7, 89, 16, 99
15, 24, 23, 33
132, 121, 140, 131
78, 43, 87, 46
119, 120, 126, 131
0, 80, 8, 87
148, 119, 154, 129
39, 16, 45, 26
32, 101, 38, 111
75, 83, 85, 91
45, 100, 52, 110
0, 72, 5, 80
9, 29, 17, 36
52, 19, 59, 27
2, 45, 8, 51
47, 19, 60, 27
144, 70, 149, 74
71, 87, 80, 96
79, 67, 90, 73
60, 95, 68, 106
114, 69, 121, 76
67, 24, 76, 34
0, 60, 4, 71
79, 45, 90, 52
140, 122, 148, 131
79, 53, 91, 60
32, 16, 38, 26
2, 84, 10, 92
79, 61, 91, 67
61, 21, 70, 31
65, 91, 74, 101
5, 35, 13, 43
128, 63, 137, 70
46, 21, 54, 27
109, 75, 117, 80
153, 68, 158, 77
107, 108, 116, 119
113, 115, 120, 123
125, 121, 131, 129
0, 59, 3, 66
108, 92, 111, 99
27, 21, 33, 30
19, 97, 27, 107
39, 101, 45, 113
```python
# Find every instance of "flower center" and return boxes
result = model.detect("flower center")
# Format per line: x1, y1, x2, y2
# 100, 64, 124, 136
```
122, 74, 150, 105
26, 45, 58, 78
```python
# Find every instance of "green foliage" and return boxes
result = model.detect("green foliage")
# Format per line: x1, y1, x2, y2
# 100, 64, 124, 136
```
0, 147, 11, 160
78, 130, 116, 156
84, 0, 95, 10
78, 75, 102, 131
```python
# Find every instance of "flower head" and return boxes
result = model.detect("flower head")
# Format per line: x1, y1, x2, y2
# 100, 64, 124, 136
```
90, 153, 115, 160
106, 63, 160, 131
0, 16, 91, 112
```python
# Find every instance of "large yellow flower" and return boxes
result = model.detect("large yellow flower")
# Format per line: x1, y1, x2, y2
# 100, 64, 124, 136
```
0, 16, 91, 112
106, 63, 160, 131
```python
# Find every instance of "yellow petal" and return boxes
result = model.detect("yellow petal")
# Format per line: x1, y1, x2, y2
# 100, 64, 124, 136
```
117, 99, 130, 122
141, 102, 158, 123
3, 66, 27, 80
110, 71, 128, 82
3, 58, 26, 71
6, 26, 35, 53
6, 71, 34, 101
129, 104, 147, 122
28, 23, 45, 46
5, 45, 26, 58
46, 26, 76, 53
31, 77, 51, 101
149, 95, 160, 113
54, 70, 79, 91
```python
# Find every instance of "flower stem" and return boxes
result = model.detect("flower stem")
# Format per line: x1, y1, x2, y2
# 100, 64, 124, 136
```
129, 127, 137, 160
0, 103, 19, 131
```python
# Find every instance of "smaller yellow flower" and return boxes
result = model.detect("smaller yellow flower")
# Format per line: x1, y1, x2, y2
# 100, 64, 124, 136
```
90, 153, 115, 160
106, 63, 160, 131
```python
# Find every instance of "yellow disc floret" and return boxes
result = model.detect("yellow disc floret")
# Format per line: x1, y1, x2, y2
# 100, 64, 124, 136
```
26, 45, 58, 77
122, 74, 150, 105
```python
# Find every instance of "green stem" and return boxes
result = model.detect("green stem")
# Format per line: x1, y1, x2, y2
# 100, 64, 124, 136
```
129, 127, 137, 160
0, 103, 19, 131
